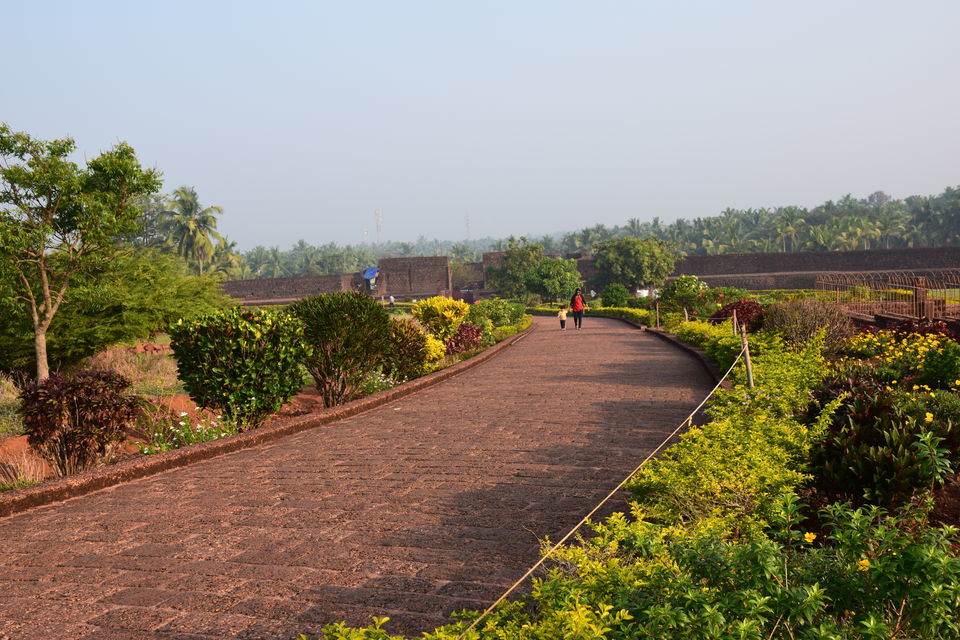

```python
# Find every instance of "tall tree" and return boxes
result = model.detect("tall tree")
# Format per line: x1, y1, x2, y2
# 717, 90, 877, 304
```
160, 186, 223, 276
486, 236, 544, 298
0, 124, 161, 380
592, 237, 677, 289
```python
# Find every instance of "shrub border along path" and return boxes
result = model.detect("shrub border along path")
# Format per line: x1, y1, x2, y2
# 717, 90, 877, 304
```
0, 327, 533, 519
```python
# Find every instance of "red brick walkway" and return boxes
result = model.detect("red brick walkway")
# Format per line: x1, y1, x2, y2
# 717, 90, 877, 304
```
0, 317, 715, 640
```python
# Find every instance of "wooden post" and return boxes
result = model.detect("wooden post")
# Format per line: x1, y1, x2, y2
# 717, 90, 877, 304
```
740, 324, 754, 388
732, 310, 739, 335
655, 301, 660, 328
683, 307, 689, 323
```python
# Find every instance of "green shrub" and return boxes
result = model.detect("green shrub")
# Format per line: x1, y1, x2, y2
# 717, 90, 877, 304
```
588, 306, 653, 327
20, 370, 141, 477
470, 316, 496, 348
601, 283, 629, 308
467, 298, 526, 328
169, 307, 308, 428
526, 498, 960, 640
921, 339, 960, 388
0, 250, 230, 376
289, 292, 392, 408
382, 317, 443, 382
763, 299, 854, 354
411, 296, 471, 341
491, 315, 533, 342
659, 274, 710, 315
810, 379, 960, 507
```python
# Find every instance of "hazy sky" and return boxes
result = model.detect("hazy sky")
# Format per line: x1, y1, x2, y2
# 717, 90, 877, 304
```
5, 1, 959, 250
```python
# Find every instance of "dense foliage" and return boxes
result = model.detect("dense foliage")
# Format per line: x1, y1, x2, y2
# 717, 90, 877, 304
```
444, 322, 484, 355
411, 296, 471, 342
168, 307, 308, 427
289, 292, 392, 408
710, 298, 764, 327
381, 317, 442, 382
0, 250, 230, 375
466, 299, 526, 328
0, 123, 162, 379
20, 370, 141, 476
591, 236, 676, 289
600, 283, 629, 307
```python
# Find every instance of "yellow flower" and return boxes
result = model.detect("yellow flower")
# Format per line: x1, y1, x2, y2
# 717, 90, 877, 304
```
857, 558, 871, 571
804, 532, 817, 543
925, 412, 934, 423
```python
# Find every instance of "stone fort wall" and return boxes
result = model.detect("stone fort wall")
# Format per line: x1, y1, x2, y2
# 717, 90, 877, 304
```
221, 256, 452, 304
222, 246, 960, 303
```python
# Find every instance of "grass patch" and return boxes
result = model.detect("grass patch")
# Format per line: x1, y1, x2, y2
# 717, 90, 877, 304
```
0, 451, 46, 491
0, 373, 24, 437
80, 345, 183, 397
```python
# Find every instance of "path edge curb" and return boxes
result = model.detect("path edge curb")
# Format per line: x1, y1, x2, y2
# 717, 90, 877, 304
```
0, 324, 536, 519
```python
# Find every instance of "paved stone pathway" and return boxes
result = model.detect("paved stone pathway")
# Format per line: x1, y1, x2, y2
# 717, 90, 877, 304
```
0, 317, 715, 640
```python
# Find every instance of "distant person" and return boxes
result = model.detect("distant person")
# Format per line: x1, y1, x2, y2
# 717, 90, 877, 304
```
557, 307, 568, 330
389, 295, 396, 307
570, 288, 587, 329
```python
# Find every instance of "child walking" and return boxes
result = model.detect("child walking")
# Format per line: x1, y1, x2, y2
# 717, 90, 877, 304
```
557, 307, 568, 330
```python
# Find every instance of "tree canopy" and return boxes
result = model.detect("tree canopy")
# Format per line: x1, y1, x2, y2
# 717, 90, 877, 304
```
0, 123, 161, 379
592, 237, 677, 289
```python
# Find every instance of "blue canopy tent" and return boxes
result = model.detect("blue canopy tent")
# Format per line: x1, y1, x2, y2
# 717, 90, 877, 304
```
363, 267, 379, 291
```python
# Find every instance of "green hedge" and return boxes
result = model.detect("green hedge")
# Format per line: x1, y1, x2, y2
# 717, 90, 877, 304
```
527, 305, 653, 327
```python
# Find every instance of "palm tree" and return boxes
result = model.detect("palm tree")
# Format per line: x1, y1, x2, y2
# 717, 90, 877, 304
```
159, 186, 224, 276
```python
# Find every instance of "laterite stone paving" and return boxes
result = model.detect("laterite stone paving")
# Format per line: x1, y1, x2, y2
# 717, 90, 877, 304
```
0, 317, 715, 639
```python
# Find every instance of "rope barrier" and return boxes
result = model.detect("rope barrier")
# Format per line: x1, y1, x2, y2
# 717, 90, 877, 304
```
453, 344, 748, 640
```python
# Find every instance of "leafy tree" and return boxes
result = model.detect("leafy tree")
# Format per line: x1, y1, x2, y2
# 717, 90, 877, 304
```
592, 237, 676, 289
486, 236, 544, 298
0, 249, 230, 374
523, 256, 581, 302
0, 123, 161, 380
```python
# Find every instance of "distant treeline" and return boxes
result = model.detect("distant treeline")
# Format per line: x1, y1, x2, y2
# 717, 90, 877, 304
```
236, 185, 959, 279
142, 184, 959, 280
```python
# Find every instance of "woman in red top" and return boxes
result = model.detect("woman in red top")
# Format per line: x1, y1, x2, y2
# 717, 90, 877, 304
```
570, 288, 586, 330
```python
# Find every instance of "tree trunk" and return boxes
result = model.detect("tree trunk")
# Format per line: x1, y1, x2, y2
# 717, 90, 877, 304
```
35, 327, 49, 381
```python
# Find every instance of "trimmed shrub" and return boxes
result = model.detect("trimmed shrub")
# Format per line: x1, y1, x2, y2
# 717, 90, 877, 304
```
20, 370, 141, 476
601, 283, 629, 308
444, 322, 483, 355
763, 299, 854, 354
466, 298, 526, 328
289, 292, 392, 408
383, 317, 435, 382
411, 296, 471, 342
169, 307, 308, 427
491, 314, 533, 342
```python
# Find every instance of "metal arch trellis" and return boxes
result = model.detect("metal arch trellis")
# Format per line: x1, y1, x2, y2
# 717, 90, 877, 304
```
815, 269, 960, 320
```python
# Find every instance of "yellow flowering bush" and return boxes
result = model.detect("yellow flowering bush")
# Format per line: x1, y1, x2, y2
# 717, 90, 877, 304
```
411, 296, 471, 342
